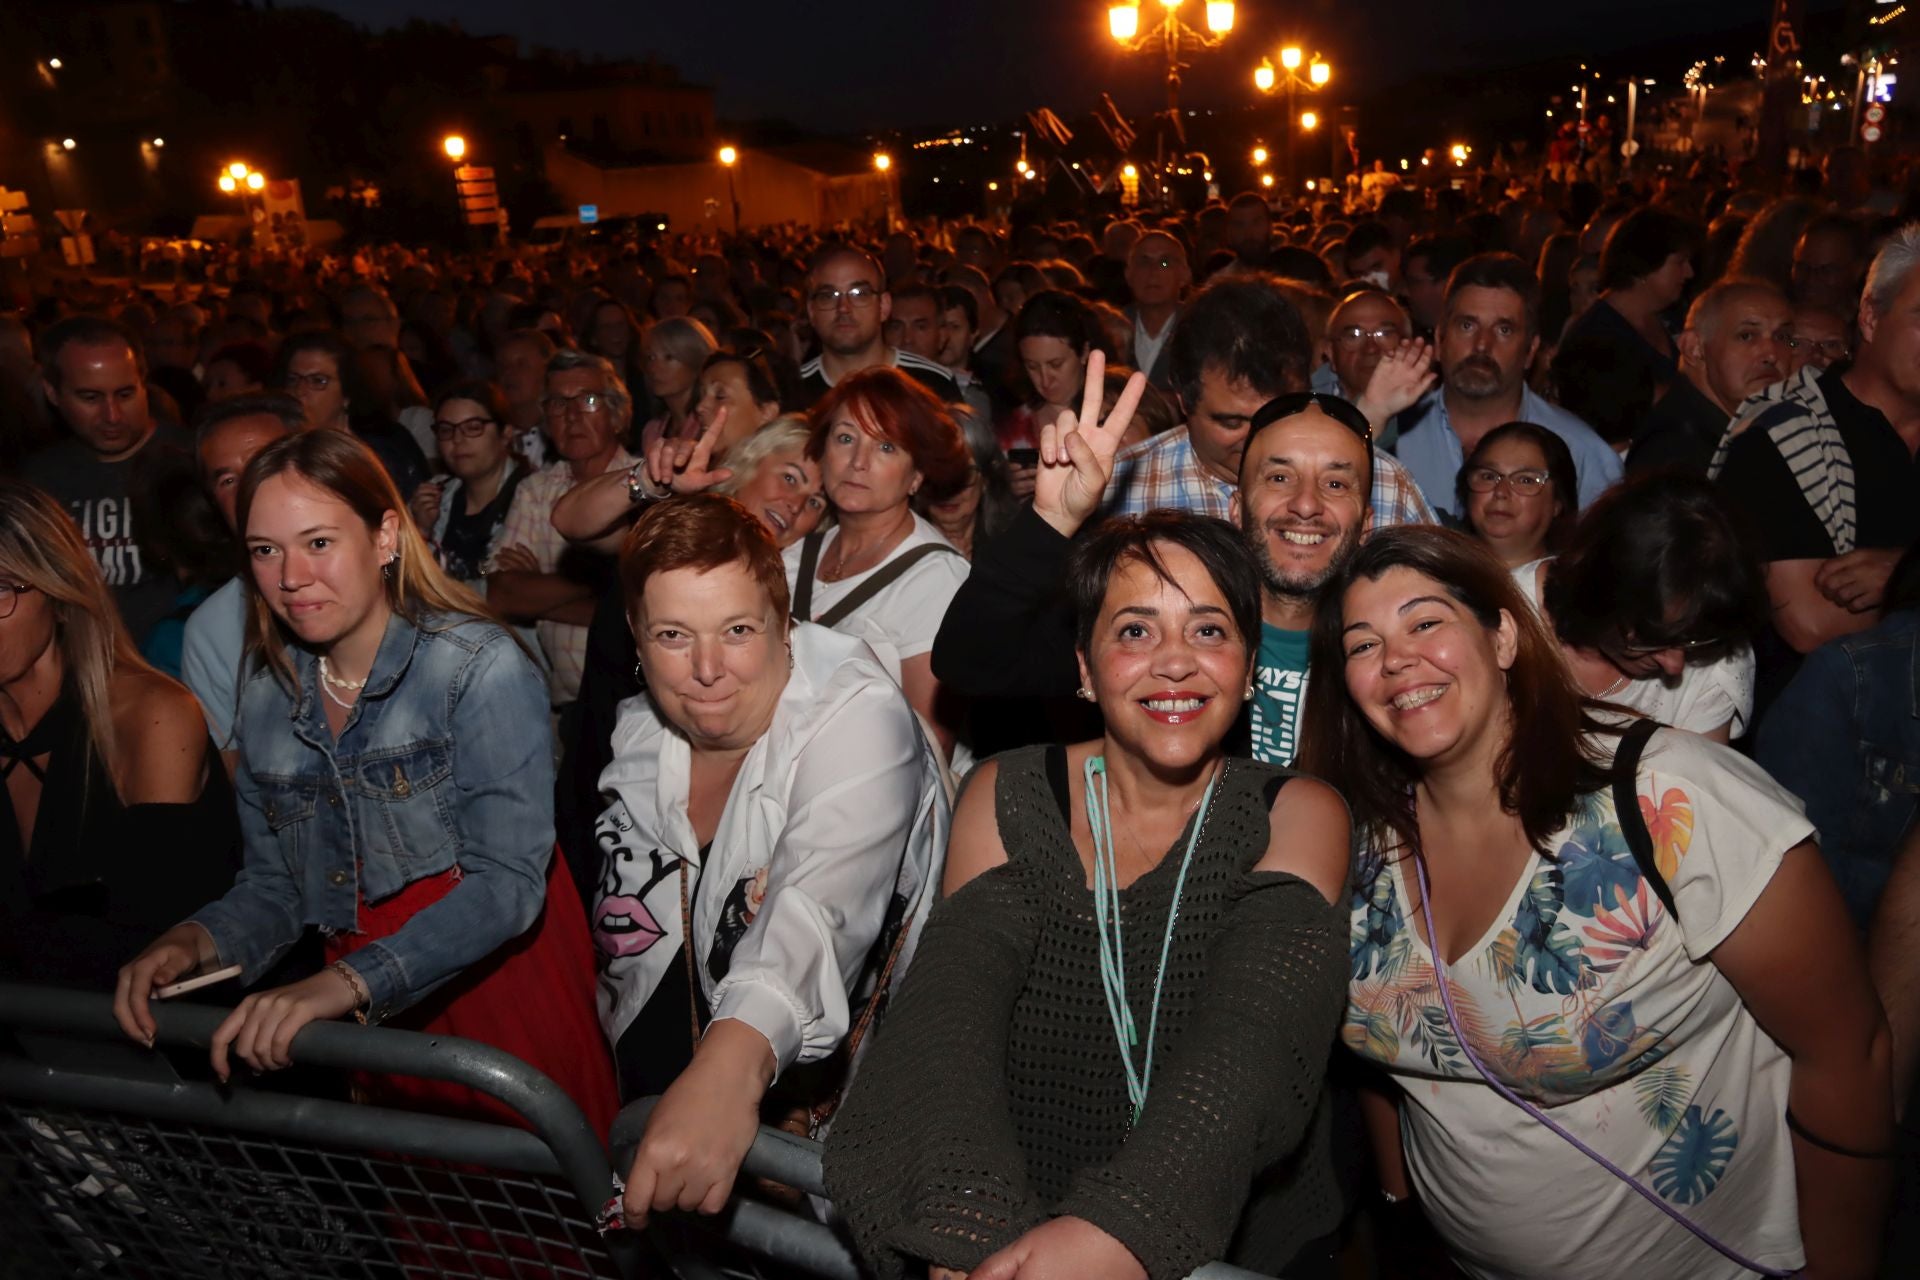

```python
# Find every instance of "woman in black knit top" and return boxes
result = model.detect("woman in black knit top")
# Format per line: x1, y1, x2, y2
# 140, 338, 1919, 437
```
826, 511, 1351, 1280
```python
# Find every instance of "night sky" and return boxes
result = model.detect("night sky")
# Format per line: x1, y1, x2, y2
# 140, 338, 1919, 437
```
301, 0, 1827, 132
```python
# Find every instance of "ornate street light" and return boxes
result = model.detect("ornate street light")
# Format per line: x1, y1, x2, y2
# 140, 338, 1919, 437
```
1107, 1, 1236, 205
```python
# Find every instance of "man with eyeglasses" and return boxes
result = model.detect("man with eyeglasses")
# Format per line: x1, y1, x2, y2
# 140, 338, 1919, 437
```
1122, 231, 1190, 392
1786, 304, 1851, 377
25, 316, 189, 645
1631, 279, 1792, 479
1310, 288, 1413, 448
795, 246, 959, 410
488, 350, 637, 712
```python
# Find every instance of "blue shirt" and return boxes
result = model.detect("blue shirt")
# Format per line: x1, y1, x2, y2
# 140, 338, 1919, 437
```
180, 577, 248, 750
1392, 385, 1623, 520
190, 609, 555, 1021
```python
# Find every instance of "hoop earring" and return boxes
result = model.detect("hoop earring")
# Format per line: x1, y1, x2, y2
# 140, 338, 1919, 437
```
1243, 683, 1255, 702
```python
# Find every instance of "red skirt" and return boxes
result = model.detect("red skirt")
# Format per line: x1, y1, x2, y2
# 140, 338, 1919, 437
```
324, 849, 620, 1138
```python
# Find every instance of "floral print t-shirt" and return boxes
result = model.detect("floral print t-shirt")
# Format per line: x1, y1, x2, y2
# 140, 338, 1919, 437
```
1345, 730, 1811, 1280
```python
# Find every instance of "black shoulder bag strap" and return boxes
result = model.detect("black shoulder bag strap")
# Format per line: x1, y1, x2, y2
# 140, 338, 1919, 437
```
1611, 717, 1679, 923
791, 529, 825, 623
812, 544, 958, 630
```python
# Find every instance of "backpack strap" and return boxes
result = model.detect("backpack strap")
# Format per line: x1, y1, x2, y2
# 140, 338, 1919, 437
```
791, 529, 825, 623
808, 543, 959, 630
1612, 717, 1678, 923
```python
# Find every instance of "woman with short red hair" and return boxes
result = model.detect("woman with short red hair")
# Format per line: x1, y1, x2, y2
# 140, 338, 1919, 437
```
599, 493, 949, 1232
790, 367, 973, 763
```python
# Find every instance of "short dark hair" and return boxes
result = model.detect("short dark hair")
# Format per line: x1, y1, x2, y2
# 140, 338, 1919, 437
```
1600, 209, 1704, 292
40, 315, 141, 389
1013, 289, 1104, 357
1227, 191, 1272, 221
1540, 472, 1767, 654
1346, 221, 1395, 261
1267, 246, 1336, 290
192, 392, 304, 448
1067, 511, 1263, 660
1405, 234, 1471, 281
701, 347, 783, 408
1169, 274, 1312, 409
891, 282, 939, 312
1445, 253, 1543, 338
1457, 422, 1579, 553
936, 284, 978, 330
204, 340, 275, 388
272, 330, 373, 416
431, 379, 513, 428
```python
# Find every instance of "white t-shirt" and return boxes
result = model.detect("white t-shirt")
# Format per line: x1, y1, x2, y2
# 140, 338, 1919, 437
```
782, 512, 968, 677
1344, 731, 1810, 1279
1513, 559, 1756, 738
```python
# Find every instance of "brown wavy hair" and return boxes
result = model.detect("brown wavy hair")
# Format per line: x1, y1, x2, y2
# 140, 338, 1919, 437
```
235, 430, 519, 689
1297, 525, 1615, 859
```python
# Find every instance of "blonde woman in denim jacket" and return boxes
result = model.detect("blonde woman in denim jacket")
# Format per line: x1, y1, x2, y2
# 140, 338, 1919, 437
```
115, 429, 616, 1132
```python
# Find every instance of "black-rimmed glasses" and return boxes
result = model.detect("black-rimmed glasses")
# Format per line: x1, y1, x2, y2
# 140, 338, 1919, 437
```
431, 417, 498, 442
0, 583, 36, 620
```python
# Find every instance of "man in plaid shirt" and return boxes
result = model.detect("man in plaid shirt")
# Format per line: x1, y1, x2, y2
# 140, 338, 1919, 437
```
1102, 275, 1434, 528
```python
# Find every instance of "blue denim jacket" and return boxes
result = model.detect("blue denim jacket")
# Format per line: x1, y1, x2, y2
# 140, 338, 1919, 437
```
1756, 609, 1920, 927
190, 610, 555, 1021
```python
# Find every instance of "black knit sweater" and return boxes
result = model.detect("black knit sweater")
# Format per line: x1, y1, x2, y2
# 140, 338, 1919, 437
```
824, 746, 1349, 1280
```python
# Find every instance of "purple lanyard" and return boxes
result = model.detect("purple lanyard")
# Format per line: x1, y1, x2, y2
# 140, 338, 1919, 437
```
1409, 850, 1794, 1277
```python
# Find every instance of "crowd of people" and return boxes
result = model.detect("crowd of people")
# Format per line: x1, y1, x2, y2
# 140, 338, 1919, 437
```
4, 146, 1920, 1279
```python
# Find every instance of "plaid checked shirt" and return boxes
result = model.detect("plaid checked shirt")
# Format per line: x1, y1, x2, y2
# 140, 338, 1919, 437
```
1102, 426, 1436, 527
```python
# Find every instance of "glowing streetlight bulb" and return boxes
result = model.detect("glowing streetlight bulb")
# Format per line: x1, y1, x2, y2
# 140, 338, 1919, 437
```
1123, 163, 1138, 179
1254, 59, 1275, 93
1300, 111, 1318, 131
1450, 143, 1470, 163
1205, 1, 1234, 34
61, 138, 76, 151
1252, 146, 1269, 165
151, 137, 164, 148
227, 162, 249, 180
443, 134, 467, 161
718, 146, 738, 166
1108, 3, 1140, 41
48, 58, 63, 70
1260, 172, 1275, 188
218, 174, 237, 193
873, 152, 892, 172
246, 170, 265, 190
1280, 46, 1302, 71
1309, 60, 1331, 87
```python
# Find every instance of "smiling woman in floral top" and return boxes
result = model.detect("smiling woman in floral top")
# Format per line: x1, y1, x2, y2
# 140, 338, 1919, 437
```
1300, 526, 1892, 1280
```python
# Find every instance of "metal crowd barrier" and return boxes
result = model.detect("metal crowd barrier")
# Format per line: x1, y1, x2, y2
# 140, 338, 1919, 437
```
0, 981, 1277, 1280
0, 980, 645, 1279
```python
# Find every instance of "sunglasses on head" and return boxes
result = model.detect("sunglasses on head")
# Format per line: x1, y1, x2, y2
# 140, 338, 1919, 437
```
1249, 392, 1373, 446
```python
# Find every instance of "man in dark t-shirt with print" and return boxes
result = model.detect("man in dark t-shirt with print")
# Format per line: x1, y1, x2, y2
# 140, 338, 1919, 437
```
25, 316, 186, 645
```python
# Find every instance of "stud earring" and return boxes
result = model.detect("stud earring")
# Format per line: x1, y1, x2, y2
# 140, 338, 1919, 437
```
1075, 686, 1096, 701
1243, 683, 1255, 702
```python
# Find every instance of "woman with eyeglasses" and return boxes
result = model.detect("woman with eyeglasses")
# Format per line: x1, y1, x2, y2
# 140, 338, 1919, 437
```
271, 331, 430, 500
1300, 526, 1890, 1280
1517, 473, 1765, 744
406, 381, 529, 590
1457, 422, 1579, 569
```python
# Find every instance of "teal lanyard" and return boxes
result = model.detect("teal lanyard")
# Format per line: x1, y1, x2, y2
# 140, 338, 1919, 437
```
1083, 754, 1219, 1127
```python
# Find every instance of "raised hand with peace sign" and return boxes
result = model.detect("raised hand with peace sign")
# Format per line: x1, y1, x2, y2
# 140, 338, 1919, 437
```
1032, 349, 1148, 539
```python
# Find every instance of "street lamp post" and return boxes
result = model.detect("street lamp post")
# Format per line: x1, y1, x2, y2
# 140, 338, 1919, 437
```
873, 151, 893, 232
217, 161, 271, 247
1107, 1, 1236, 206
1252, 47, 1331, 194
718, 146, 740, 234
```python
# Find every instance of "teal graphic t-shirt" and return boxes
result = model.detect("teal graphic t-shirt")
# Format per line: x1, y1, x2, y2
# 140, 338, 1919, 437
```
1250, 624, 1310, 766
